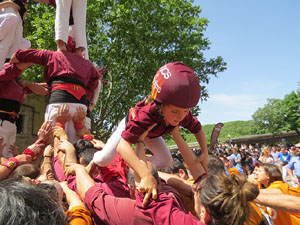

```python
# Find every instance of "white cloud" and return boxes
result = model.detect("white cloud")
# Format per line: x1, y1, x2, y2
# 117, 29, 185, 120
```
198, 94, 266, 125
209, 94, 265, 110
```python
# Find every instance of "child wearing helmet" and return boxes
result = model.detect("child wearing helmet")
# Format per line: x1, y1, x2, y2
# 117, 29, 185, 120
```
93, 62, 208, 200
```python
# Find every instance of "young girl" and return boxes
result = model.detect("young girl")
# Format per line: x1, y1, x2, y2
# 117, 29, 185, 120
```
93, 62, 208, 198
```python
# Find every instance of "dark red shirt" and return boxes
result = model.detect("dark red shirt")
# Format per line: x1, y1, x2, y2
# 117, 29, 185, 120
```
121, 99, 202, 143
0, 63, 28, 103
85, 186, 153, 225
14, 49, 101, 96
85, 185, 204, 225
48, 0, 56, 7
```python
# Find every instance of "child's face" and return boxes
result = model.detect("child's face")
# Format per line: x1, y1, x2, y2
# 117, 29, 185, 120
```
161, 104, 189, 126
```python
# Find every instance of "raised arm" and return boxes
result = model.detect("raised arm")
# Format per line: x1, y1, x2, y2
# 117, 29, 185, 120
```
11, 49, 53, 66
65, 163, 96, 200
194, 128, 208, 171
171, 127, 206, 179
255, 191, 300, 213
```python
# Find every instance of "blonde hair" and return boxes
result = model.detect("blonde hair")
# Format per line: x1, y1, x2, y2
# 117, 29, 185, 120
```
263, 146, 270, 158
144, 95, 166, 116
198, 174, 259, 225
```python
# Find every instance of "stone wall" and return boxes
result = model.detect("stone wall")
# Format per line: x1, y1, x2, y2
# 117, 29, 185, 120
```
16, 94, 48, 151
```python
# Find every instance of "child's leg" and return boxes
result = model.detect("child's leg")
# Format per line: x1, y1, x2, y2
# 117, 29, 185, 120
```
0, 11, 18, 40
145, 137, 173, 169
71, 0, 87, 53
6, 13, 23, 59
55, 0, 72, 51
0, 8, 18, 69
92, 117, 126, 167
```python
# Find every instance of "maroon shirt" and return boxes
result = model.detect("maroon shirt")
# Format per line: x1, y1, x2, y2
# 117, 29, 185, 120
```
48, 0, 56, 7
0, 63, 28, 103
85, 185, 204, 225
121, 99, 202, 143
136, 191, 204, 225
67, 174, 130, 199
85, 186, 153, 225
14, 49, 101, 96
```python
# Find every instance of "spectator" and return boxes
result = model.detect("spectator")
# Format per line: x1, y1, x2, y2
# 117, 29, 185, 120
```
254, 163, 300, 224
287, 143, 300, 187
278, 145, 291, 181
259, 146, 274, 164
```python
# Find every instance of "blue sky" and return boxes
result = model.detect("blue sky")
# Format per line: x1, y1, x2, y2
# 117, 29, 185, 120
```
194, 0, 300, 125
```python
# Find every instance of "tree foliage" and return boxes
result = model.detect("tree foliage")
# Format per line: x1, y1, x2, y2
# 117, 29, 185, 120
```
23, 0, 226, 140
251, 98, 288, 135
282, 89, 300, 138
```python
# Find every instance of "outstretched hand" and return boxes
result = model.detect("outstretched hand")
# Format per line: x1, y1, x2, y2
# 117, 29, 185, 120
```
37, 121, 52, 143
53, 126, 68, 140
56, 104, 71, 123
73, 107, 86, 123
137, 173, 158, 207
64, 163, 85, 177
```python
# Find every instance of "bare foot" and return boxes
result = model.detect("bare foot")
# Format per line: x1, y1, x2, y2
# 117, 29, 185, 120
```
56, 40, 67, 52
75, 47, 85, 58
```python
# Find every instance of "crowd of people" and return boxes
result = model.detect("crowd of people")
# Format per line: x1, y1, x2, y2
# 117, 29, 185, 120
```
1, 1, 300, 225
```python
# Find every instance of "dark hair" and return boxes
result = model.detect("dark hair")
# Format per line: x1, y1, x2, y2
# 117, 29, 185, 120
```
79, 148, 98, 166
207, 155, 225, 175
198, 174, 259, 225
9, 164, 40, 179
73, 139, 94, 160
160, 158, 188, 175
127, 164, 160, 190
0, 179, 68, 225
36, 182, 60, 203
260, 163, 283, 185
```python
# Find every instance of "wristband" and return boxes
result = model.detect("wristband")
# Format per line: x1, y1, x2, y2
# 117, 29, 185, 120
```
44, 155, 52, 158
194, 173, 207, 184
55, 122, 65, 129
74, 121, 84, 130
1, 157, 19, 170
136, 140, 145, 146
22, 148, 34, 158
82, 133, 93, 141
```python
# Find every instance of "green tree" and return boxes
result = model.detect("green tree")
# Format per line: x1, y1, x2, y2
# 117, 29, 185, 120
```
282, 89, 300, 138
251, 98, 287, 135
23, 0, 226, 140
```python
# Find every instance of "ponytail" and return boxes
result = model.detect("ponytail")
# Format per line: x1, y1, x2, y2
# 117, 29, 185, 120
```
198, 174, 259, 225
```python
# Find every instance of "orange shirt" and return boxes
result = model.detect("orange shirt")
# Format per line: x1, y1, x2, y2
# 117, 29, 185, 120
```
245, 202, 264, 225
66, 206, 92, 225
267, 181, 300, 225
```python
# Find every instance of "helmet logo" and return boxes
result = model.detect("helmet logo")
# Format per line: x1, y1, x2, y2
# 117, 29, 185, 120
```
160, 65, 172, 79
151, 64, 172, 100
